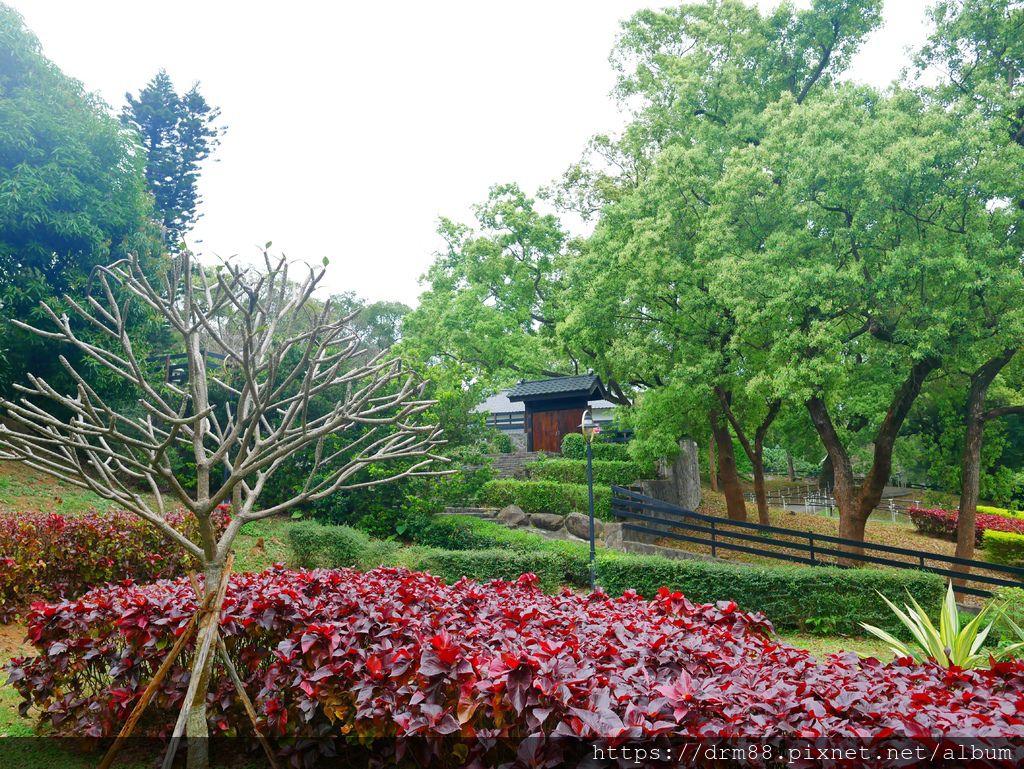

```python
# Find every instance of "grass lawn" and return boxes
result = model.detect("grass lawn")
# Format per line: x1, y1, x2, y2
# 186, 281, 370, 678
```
0, 460, 161, 516
678, 485, 1001, 593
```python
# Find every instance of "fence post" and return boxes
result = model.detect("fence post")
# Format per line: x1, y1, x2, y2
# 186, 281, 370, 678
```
808, 534, 816, 565
710, 519, 717, 559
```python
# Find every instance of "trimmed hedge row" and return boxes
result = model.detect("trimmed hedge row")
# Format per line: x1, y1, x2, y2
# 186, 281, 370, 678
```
560, 432, 630, 461
477, 479, 612, 518
983, 529, 1024, 567
288, 521, 399, 569
526, 457, 653, 486
977, 504, 1024, 520
412, 515, 592, 586
595, 552, 946, 636
288, 516, 945, 636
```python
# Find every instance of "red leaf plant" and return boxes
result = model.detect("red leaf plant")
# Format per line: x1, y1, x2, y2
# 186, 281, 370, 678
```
908, 507, 1024, 545
6, 566, 1024, 768
0, 509, 229, 622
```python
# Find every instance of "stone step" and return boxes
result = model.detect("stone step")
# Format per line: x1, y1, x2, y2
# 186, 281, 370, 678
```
485, 451, 542, 479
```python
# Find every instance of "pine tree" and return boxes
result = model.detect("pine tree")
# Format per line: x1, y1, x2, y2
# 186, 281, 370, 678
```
122, 70, 223, 243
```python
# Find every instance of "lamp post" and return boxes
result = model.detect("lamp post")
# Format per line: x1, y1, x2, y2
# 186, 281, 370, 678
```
580, 409, 597, 591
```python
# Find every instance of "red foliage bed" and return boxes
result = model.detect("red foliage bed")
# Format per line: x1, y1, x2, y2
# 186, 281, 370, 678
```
908, 506, 1024, 545
7, 566, 1024, 767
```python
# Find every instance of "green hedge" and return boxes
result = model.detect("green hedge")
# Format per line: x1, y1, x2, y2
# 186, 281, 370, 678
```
977, 504, 1024, 520
288, 515, 947, 636
594, 552, 946, 636
527, 457, 652, 486
983, 529, 1024, 566
287, 521, 398, 569
560, 433, 631, 462
477, 479, 612, 519
414, 515, 592, 586
410, 548, 569, 593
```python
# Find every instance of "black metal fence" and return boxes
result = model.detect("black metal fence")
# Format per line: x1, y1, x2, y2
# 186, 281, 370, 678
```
611, 485, 1024, 599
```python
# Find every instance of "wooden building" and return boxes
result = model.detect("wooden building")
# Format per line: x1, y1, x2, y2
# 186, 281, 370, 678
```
506, 374, 611, 453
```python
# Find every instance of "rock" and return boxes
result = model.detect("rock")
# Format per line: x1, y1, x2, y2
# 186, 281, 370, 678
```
603, 522, 623, 549
565, 512, 601, 541
530, 513, 564, 531
497, 504, 528, 527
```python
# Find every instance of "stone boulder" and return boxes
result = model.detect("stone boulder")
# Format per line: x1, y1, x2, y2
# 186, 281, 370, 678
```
497, 504, 528, 527
529, 513, 564, 531
565, 512, 601, 541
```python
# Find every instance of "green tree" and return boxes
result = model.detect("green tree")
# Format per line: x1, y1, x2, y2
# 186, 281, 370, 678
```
0, 4, 153, 395
915, 0, 1024, 566
122, 69, 223, 243
557, 0, 883, 520
401, 183, 580, 392
704, 86, 1024, 550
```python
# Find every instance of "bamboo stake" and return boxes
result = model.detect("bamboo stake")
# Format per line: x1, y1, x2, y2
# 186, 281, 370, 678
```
96, 577, 217, 769
161, 553, 234, 769
187, 574, 281, 769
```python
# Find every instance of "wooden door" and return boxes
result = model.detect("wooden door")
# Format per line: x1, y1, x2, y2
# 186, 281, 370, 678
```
531, 411, 561, 453
558, 408, 585, 449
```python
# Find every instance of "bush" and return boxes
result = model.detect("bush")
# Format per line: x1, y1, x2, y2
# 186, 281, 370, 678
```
527, 457, 653, 485
977, 504, 1024, 519
411, 549, 569, 592
983, 529, 1024, 567
595, 553, 946, 636
987, 586, 1024, 645
0, 509, 228, 622
287, 522, 399, 569
10, 566, 1024, 767
908, 506, 1024, 545
560, 432, 631, 461
413, 515, 591, 587
477, 479, 612, 518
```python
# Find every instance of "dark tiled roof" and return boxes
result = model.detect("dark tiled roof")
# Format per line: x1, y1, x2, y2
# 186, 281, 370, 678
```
507, 375, 605, 401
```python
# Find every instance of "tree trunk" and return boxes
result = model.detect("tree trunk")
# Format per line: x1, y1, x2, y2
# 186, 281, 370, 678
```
750, 456, 770, 525
786, 451, 795, 482
806, 355, 940, 562
819, 454, 834, 493
715, 390, 779, 526
710, 404, 746, 521
708, 433, 718, 492
956, 349, 1019, 570
185, 560, 223, 769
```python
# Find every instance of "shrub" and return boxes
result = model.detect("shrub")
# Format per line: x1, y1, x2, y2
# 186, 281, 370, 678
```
410, 549, 569, 592
477, 479, 612, 518
977, 504, 1024, 519
413, 516, 591, 587
988, 586, 1024, 645
287, 522, 400, 569
559, 432, 631, 461
0, 509, 228, 622
908, 506, 1024, 545
594, 552, 946, 636
527, 457, 653, 485
10, 566, 1024, 768
983, 529, 1024, 567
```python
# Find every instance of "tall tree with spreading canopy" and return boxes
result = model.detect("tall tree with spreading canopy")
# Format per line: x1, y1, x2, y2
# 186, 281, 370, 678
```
122, 69, 223, 243
556, 0, 883, 519
704, 86, 1024, 551
0, 4, 153, 396
0, 249, 445, 768
916, 0, 1024, 566
401, 183, 582, 392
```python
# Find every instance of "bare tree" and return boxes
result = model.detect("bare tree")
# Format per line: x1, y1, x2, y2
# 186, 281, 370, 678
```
0, 249, 446, 768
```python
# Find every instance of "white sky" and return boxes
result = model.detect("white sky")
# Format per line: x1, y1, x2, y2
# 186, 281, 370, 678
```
12, 0, 933, 306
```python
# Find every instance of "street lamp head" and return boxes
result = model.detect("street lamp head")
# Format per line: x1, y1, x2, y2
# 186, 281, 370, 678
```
580, 409, 597, 443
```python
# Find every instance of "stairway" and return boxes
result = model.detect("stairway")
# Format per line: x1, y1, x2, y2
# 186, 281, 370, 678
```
486, 452, 541, 479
